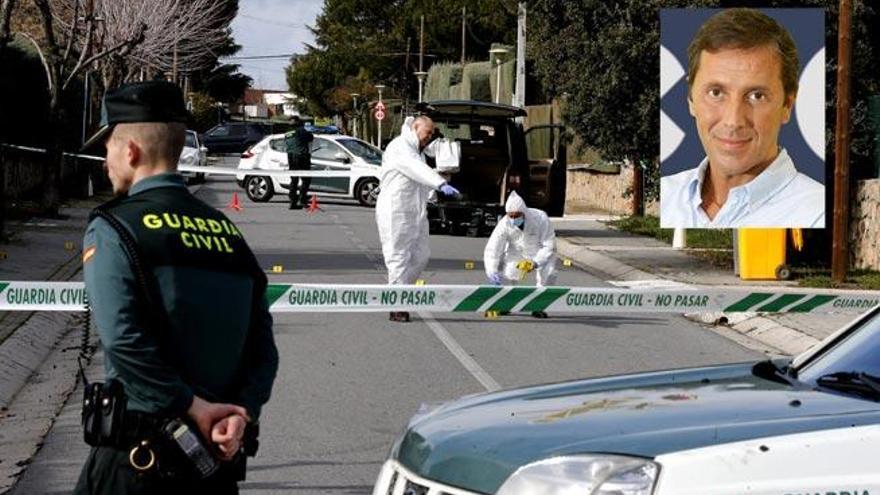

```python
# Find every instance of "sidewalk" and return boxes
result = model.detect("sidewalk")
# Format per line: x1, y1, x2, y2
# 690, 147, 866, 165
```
0, 198, 101, 492
552, 214, 860, 357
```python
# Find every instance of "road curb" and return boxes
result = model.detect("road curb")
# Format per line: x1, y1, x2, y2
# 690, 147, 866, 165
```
556, 237, 654, 281
555, 237, 819, 356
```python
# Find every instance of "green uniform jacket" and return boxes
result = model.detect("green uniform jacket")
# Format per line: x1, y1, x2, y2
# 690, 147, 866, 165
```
82, 173, 278, 419
284, 125, 314, 167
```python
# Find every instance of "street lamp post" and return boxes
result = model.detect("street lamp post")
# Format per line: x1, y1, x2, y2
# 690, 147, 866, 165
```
375, 84, 385, 149
350, 92, 360, 139
489, 48, 509, 104
414, 71, 428, 102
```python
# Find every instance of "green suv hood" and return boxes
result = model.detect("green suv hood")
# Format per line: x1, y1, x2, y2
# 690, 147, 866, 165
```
394, 362, 880, 494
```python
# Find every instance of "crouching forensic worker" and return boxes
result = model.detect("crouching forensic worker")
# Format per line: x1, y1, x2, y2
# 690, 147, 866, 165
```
75, 81, 278, 495
376, 115, 460, 323
483, 191, 558, 318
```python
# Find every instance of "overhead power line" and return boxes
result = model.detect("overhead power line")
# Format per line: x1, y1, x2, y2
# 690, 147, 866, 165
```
237, 14, 311, 30
223, 54, 299, 60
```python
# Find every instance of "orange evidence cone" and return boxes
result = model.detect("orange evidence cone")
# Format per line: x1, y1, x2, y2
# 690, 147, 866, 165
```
227, 191, 243, 212
306, 194, 322, 214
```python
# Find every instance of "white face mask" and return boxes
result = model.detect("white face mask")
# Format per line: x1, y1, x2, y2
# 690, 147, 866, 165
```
511, 216, 525, 228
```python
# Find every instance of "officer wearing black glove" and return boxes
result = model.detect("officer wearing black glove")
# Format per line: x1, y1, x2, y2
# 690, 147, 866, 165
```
74, 81, 278, 494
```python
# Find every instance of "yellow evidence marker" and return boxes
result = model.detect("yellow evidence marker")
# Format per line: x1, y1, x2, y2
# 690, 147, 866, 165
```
563, 259, 573, 267
271, 265, 284, 273
415, 279, 426, 286
484, 310, 499, 319
464, 261, 475, 270
64, 241, 75, 251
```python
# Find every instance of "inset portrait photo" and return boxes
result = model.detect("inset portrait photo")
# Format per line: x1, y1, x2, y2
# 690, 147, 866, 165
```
659, 8, 825, 228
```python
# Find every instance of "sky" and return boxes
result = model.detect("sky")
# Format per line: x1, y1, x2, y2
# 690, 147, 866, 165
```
227, 0, 323, 91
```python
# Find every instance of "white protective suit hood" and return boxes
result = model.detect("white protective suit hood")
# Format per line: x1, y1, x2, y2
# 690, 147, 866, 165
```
505, 191, 527, 213
401, 116, 420, 150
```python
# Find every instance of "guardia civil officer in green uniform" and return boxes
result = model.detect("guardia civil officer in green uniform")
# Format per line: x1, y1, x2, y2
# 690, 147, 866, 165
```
74, 81, 278, 495
284, 115, 314, 209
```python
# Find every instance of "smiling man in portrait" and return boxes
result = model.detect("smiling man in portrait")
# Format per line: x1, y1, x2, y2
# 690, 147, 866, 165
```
660, 8, 824, 228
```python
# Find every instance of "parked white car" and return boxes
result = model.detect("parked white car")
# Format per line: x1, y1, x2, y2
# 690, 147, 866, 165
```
235, 133, 382, 207
179, 130, 209, 182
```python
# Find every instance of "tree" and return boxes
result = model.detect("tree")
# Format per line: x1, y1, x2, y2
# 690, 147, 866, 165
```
286, 0, 517, 117
0, 0, 15, 52
201, 63, 251, 104
6, 0, 239, 214
95, 0, 236, 87
530, 0, 714, 211
20, 0, 146, 214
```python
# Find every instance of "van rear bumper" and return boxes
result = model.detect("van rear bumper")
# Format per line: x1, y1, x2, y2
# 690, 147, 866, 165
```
428, 202, 503, 237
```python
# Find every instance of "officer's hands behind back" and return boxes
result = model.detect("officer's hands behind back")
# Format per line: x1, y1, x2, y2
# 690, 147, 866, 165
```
212, 414, 248, 461
188, 395, 250, 459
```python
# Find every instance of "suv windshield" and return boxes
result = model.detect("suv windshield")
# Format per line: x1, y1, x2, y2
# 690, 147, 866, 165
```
185, 132, 197, 148
797, 308, 880, 387
336, 138, 382, 164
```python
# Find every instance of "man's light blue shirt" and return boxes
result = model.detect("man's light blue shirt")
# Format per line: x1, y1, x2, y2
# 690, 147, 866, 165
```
660, 149, 825, 228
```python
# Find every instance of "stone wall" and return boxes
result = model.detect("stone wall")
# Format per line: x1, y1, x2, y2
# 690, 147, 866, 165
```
851, 179, 880, 269
566, 163, 659, 216
1, 147, 46, 200
0, 146, 103, 201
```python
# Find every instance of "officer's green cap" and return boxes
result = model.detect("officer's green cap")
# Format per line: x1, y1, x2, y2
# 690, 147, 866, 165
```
81, 81, 189, 153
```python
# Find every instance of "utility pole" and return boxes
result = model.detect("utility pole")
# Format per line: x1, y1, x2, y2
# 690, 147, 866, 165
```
461, 7, 466, 66
81, 71, 90, 144
172, 40, 178, 84
404, 36, 411, 110
419, 16, 425, 74
514, 2, 526, 108
415, 16, 426, 103
832, 0, 853, 283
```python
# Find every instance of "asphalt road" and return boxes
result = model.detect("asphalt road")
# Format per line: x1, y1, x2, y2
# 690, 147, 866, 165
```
12, 162, 761, 494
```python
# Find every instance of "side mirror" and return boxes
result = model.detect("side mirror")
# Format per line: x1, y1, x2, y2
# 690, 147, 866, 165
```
333, 152, 351, 163
199, 146, 208, 153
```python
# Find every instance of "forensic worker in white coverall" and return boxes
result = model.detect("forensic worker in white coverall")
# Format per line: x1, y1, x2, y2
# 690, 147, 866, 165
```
376, 115, 460, 323
484, 191, 558, 318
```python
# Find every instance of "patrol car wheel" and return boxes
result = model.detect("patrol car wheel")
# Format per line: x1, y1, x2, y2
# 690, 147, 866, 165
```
245, 176, 273, 202
355, 178, 380, 207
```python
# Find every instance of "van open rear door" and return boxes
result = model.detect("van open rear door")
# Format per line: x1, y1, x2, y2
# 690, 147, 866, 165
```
524, 124, 567, 216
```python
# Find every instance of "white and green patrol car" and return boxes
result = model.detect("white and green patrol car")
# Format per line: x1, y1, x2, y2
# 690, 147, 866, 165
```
235, 133, 382, 207
373, 306, 880, 494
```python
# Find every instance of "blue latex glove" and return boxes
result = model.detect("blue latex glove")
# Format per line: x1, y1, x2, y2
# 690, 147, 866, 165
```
488, 273, 503, 285
439, 183, 460, 197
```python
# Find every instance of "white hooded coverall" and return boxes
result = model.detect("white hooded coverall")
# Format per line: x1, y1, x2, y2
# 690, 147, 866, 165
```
375, 117, 447, 285
484, 191, 558, 286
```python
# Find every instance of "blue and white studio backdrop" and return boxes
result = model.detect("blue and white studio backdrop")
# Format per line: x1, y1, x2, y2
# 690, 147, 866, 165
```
659, 8, 825, 183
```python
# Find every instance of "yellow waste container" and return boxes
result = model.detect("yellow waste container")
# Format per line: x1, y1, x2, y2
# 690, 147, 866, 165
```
737, 229, 789, 280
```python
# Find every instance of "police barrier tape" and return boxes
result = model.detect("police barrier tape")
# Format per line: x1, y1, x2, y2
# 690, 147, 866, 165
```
177, 164, 355, 179
0, 143, 364, 178
1, 281, 879, 315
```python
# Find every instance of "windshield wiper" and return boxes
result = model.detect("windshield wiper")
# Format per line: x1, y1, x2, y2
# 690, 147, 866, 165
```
815, 371, 880, 400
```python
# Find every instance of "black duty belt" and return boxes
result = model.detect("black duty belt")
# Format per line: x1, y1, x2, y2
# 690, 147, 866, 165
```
117, 411, 167, 447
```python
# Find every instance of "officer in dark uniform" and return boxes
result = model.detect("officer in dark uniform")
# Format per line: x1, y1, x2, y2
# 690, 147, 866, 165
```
284, 116, 314, 209
74, 81, 278, 494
